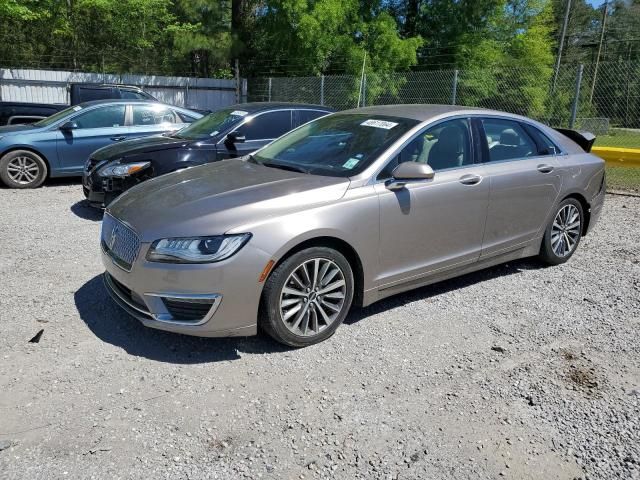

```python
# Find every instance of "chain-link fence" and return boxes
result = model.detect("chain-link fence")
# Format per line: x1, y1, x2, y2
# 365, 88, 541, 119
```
250, 61, 640, 143
249, 61, 640, 192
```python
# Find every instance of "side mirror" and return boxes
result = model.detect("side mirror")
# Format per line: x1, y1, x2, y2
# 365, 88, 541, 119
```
59, 121, 78, 131
226, 131, 246, 144
385, 162, 435, 191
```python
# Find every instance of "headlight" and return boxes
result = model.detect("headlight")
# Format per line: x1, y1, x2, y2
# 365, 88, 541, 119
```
146, 234, 252, 263
98, 161, 150, 177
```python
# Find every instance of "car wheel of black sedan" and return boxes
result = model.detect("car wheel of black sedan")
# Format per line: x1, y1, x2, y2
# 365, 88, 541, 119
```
539, 198, 584, 265
0, 150, 48, 188
261, 247, 354, 347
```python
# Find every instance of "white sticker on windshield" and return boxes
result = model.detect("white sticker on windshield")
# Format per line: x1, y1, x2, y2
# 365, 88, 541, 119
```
231, 110, 248, 117
73, 106, 82, 111
343, 157, 360, 169
361, 119, 398, 129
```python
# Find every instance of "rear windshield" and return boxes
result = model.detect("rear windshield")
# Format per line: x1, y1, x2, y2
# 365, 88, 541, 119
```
252, 114, 419, 177
172, 108, 248, 140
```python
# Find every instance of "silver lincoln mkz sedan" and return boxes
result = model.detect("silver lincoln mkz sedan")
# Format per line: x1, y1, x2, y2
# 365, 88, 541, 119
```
101, 105, 605, 347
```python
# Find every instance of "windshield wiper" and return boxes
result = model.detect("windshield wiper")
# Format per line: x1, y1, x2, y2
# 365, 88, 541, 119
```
261, 161, 309, 174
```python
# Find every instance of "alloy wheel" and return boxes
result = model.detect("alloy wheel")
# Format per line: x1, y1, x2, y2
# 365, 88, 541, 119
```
279, 258, 347, 337
6, 156, 40, 185
551, 204, 581, 258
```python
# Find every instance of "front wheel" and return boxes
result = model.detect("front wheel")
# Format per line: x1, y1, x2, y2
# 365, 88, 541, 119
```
260, 247, 354, 347
539, 198, 584, 265
0, 150, 48, 188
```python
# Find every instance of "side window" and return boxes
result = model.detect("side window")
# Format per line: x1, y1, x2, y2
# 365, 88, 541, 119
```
73, 105, 126, 129
131, 105, 177, 126
236, 110, 292, 140
293, 110, 328, 127
482, 118, 537, 162
378, 118, 472, 179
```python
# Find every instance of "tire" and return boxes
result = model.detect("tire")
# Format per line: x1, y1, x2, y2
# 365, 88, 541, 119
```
0, 150, 48, 189
260, 247, 355, 347
539, 198, 584, 265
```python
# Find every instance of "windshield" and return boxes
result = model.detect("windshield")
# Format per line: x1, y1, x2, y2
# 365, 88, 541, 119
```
252, 114, 419, 177
34, 105, 83, 127
173, 108, 248, 140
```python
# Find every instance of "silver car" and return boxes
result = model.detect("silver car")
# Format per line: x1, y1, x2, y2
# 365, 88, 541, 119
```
101, 105, 605, 347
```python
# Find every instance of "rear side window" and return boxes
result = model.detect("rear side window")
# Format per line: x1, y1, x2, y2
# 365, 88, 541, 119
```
236, 110, 292, 140
131, 105, 178, 126
176, 111, 198, 123
74, 105, 126, 129
293, 109, 329, 127
481, 118, 536, 162
524, 125, 560, 155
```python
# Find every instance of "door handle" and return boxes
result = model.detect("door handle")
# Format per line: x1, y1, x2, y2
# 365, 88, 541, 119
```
537, 164, 554, 173
110, 136, 127, 141
459, 174, 482, 185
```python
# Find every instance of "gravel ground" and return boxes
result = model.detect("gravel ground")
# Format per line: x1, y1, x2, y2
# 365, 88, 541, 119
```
0, 181, 638, 480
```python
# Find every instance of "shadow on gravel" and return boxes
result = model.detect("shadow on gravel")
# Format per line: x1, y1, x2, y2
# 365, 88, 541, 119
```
75, 275, 288, 364
345, 258, 544, 325
70, 200, 103, 221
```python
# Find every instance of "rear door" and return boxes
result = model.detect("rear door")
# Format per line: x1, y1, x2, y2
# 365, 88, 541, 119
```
218, 109, 293, 159
478, 117, 562, 257
55, 104, 128, 174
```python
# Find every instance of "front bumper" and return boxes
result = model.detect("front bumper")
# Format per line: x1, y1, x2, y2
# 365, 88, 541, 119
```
101, 240, 267, 337
83, 170, 137, 209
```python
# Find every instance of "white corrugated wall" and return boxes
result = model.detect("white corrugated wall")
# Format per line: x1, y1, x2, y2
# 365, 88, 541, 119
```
0, 68, 239, 111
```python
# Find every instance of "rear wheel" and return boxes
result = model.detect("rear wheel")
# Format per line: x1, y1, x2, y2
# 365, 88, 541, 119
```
260, 247, 354, 347
0, 150, 48, 188
539, 198, 584, 265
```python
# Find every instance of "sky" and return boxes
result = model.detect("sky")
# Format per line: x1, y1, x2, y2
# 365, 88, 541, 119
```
587, 0, 606, 6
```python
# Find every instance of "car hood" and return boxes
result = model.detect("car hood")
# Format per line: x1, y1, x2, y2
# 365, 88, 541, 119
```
92, 134, 189, 161
108, 159, 350, 241
0, 124, 39, 136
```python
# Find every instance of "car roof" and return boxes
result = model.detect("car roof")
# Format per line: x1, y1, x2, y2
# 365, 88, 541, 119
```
224, 102, 334, 113
75, 100, 201, 115
339, 104, 497, 121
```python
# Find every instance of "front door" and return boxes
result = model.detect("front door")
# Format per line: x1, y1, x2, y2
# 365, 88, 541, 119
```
375, 118, 489, 288
55, 104, 128, 175
477, 117, 562, 257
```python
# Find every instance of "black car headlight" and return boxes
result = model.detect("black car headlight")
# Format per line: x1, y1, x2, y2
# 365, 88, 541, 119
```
98, 161, 150, 177
146, 234, 252, 263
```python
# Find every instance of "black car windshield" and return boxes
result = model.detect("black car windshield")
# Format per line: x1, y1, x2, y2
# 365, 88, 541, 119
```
252, 114, 419, 177
173, 108, 248, 140
34, 105, 84, 127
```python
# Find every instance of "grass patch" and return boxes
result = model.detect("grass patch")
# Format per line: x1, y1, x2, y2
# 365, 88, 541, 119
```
595, 129, 640, 149
606, 165, 640, 193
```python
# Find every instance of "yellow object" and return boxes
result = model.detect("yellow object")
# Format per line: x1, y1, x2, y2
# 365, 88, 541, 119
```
592, 147, 640, 167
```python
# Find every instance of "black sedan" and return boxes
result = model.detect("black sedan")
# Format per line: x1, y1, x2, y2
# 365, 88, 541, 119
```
83, 102, 333, 207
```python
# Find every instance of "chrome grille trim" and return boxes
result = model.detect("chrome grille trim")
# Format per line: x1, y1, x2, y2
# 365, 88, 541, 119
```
101, 213, 140, 271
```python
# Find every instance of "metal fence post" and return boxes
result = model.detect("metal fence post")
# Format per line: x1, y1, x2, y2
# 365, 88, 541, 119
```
451, 69, 459, 105
268, 77, 272, 102
320, 75, 325, 106
569, 64, 584, 128
362, 74, 367, 107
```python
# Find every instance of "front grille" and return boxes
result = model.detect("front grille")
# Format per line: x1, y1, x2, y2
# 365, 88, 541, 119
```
162, 298, 215, 322
101, 213, 140, 271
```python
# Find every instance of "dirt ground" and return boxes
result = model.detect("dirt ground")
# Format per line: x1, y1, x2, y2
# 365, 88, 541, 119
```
0, 183, 638, 480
